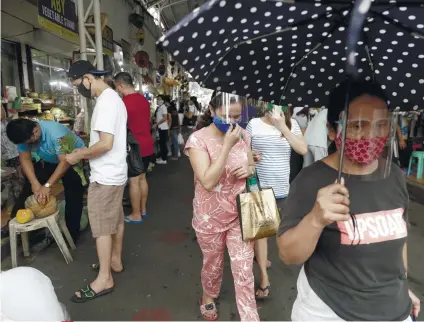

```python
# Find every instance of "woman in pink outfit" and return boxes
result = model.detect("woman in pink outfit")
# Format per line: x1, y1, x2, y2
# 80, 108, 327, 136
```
184, 93, 259, 322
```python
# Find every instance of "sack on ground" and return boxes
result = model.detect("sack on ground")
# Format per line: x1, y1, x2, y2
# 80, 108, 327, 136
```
24, 195, 57, 218
237, 188, 280, 241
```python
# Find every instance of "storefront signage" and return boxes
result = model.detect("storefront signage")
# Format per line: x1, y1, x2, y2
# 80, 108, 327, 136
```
37, 0, 78, 43
103, 26, 113, 56
121, 39, 131, 63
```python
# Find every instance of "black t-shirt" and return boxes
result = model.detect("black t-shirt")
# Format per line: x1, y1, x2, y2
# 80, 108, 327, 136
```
168, 106, 179, 129
279, 161, 411, 321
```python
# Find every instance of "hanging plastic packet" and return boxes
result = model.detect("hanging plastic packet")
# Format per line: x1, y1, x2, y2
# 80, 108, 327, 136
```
267, 102, 286, 115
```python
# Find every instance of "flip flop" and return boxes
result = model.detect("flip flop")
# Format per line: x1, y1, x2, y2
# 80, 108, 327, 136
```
255, 285, 271, 300
199, 298, 218, 321
142, 213, 149, 218
91, 263, 124, 273
124, 216, 144, 224
71, 285, 114, 303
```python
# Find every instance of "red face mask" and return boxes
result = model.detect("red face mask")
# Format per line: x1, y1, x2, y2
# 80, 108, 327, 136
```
335, 135, 388, 165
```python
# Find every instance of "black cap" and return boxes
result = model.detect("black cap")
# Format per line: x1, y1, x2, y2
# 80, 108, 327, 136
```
68, 60, 110, 80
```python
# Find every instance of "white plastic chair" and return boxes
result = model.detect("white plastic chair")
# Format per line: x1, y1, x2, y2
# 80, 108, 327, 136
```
9, 210, 76, 268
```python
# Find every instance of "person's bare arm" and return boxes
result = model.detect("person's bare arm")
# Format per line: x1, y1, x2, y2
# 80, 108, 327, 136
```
78, 132, 114, 159
247, 146, 255, 174
281, 126, 308, 155
188, 125, 241, 191
46, 155, 70, 185
67, 132, 114, 166
277, 212, 325, 264
405, 243, 422, 317
36, 155, 72, 203
19, 152, 39, 186
403, 243, 408, 276
278, 182, 350, 264
1, 106, 6, 120
188, 146, 231, 191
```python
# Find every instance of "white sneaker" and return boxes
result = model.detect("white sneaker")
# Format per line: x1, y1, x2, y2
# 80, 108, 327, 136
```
167, 152, 172, 157
156, 159, 167, 165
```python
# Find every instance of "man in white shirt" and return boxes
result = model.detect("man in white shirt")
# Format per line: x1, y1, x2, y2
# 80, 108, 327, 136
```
303, 108, 329, 167
67, 60, 127, 303
155, 95, 169, 164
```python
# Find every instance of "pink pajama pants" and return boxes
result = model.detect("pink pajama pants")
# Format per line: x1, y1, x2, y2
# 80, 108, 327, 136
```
196, 224, 260, 322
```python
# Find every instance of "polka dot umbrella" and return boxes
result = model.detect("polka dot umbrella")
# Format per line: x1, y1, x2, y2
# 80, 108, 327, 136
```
157, 0, 424, 111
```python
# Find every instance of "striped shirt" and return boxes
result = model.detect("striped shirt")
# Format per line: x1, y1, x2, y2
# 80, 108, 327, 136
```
246, 118, 302, 198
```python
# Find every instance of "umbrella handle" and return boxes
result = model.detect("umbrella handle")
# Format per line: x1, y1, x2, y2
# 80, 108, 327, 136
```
338, 0, 372, 184
337, 80, 351, 184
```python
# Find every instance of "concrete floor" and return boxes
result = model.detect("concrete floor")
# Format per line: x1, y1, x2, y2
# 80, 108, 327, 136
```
2, 158, 423, 321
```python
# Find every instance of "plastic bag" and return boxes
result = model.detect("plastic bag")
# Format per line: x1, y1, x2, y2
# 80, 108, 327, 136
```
178, 133, 185, 145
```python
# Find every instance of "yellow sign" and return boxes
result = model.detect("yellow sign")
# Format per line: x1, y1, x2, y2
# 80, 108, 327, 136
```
37, 0, 79, 43
102, 26, 113, 56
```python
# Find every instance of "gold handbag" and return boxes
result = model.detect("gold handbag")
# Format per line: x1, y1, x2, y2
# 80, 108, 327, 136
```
237, 184, 280, 242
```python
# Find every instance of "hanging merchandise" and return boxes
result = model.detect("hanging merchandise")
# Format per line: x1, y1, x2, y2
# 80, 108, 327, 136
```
158, 60, 166, 76
135, 28, 145, 45
129, 13, 144, 29
102, 26, 114, 56
86, 13, 109, 36
135, 51, 149, 68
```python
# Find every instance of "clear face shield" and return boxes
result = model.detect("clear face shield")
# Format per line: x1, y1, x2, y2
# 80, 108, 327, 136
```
213, 92, 242, 132
335, 104, 397, 181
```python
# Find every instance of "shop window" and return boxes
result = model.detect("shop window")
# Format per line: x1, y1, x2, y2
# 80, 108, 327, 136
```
1, 41, 21, 96
31, 48, 72, 94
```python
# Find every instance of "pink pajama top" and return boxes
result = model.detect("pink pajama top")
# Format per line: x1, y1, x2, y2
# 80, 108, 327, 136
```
184, 127, 251, 234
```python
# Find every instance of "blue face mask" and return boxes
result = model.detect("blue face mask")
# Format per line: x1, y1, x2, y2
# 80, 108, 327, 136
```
213, 116, 240, 133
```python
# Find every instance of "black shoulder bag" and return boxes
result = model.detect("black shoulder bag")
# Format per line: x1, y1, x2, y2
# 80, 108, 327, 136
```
127, 127, 144, 178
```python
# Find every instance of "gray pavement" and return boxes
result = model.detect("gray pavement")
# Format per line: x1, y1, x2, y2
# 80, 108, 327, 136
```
2, 158, 423, 321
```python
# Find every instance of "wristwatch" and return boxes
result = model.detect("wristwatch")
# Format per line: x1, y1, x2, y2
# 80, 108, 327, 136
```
44, 182, 51, 188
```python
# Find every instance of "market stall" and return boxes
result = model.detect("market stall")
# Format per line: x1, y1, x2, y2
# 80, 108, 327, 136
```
4, 48, 79, 128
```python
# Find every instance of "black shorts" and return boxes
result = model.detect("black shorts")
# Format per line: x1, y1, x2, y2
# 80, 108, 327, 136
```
142, 155, 153, 174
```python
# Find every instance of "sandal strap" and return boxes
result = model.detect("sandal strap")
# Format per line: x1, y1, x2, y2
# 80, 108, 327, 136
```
79, 285, 96, 298
258, 285, 271, 292
200, 302, 217, 315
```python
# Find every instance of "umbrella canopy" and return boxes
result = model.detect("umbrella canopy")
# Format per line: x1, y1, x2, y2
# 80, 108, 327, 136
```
158, 0, 424, 111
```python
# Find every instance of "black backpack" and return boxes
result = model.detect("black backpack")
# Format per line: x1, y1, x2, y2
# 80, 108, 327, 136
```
127, 127, 144, 177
